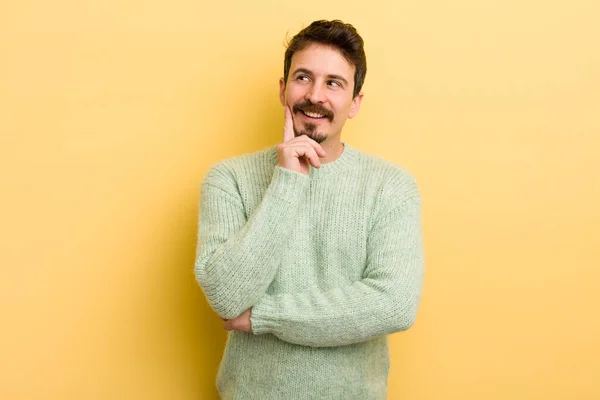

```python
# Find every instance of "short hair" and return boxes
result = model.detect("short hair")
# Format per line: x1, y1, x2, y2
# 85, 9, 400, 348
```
283, 20, 367, 98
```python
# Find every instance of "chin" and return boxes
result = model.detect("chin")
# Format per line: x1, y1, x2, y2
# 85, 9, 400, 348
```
294, 123, 329, 144
295, 131, 327, 144
309, 133, 327, 144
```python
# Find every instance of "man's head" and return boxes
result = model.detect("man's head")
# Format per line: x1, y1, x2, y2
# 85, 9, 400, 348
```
279, 20, 366, 144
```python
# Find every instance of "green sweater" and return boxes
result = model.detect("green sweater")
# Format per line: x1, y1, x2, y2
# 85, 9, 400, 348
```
195, 142, 424, 399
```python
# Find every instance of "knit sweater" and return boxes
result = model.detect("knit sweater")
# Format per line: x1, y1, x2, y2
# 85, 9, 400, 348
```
194, 142, 424, 400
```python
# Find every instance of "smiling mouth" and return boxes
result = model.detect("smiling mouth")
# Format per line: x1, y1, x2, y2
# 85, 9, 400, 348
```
300, 110, 328, 120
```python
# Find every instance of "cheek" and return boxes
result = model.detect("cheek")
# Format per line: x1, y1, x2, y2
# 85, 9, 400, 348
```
286, 84, 308, 102
336, 100, 354, 116
285, 93, 298, 106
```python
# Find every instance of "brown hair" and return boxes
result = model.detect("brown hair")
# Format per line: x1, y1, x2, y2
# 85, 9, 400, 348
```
283, 20, 367, 98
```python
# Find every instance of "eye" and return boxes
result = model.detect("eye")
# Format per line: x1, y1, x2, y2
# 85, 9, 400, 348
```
296, 75, 309, 82
328, 80, 342, 88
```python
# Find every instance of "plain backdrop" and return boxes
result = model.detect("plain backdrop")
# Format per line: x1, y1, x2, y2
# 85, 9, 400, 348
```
1, 0, 599, 398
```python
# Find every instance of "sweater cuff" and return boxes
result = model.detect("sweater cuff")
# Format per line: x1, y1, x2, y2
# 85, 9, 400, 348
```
267, 165, 309, 204
251, 295, 281, 335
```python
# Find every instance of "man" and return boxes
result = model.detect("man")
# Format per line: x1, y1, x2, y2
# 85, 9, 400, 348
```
195, 19, 424, 399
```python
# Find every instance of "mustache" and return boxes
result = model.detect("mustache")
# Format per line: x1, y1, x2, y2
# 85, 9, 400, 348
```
292, 101, 334, 122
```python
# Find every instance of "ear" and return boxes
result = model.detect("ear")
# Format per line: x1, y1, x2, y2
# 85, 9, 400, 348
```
279, 78, 286, 106
348, 91, 364, 119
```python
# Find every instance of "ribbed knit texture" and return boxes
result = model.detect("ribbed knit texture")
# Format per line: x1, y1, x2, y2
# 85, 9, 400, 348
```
195, 142, 424, 400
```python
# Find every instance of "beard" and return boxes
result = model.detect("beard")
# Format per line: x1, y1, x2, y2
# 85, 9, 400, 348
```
292, 100, 334, 144
294, 123, 328, 144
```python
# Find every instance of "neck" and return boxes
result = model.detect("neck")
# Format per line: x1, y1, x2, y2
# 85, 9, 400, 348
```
319, 136, 345, 164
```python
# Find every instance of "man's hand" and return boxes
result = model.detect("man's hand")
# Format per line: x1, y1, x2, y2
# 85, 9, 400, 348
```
222, 308, 253, 333
277, 106, 327, 175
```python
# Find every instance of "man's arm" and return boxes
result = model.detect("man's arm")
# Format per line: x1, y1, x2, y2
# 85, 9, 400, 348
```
249, 194, 425, 347
195, 165, 309, 319
195, 107, 327, 320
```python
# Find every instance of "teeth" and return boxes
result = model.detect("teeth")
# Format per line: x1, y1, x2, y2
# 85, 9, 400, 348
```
304, 111, 324, 118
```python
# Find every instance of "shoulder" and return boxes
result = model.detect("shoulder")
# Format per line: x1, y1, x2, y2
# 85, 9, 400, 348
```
201, 145, 278, 190
351, 146, 420, 202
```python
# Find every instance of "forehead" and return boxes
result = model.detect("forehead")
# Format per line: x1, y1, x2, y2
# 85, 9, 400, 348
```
290, 44, 355, 79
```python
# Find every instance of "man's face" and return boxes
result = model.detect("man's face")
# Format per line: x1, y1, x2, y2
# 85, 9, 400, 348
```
280, 44, 363, 144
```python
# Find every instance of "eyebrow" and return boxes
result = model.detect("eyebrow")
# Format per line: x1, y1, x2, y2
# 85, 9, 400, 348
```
292, 68, 349, 86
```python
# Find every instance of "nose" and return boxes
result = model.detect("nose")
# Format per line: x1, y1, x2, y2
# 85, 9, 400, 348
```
306, 82, 326, 104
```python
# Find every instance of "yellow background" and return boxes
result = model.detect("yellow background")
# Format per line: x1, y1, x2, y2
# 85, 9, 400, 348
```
1, 0, 599, 398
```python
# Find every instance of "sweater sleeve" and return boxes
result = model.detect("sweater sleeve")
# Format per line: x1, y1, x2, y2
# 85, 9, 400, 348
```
250, 194, 424, 347
194, 164, 309, 319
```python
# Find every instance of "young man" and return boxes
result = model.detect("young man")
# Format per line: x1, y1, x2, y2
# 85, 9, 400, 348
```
195, 20, 424, 399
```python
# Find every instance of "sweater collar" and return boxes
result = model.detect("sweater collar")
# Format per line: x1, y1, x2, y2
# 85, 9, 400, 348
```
309, 142, 358, 178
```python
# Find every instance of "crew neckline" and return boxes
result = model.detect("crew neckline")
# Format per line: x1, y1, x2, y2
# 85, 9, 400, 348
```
309, 142, 357, 178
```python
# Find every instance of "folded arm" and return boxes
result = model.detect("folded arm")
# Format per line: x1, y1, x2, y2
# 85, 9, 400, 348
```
250, 195, 425, 347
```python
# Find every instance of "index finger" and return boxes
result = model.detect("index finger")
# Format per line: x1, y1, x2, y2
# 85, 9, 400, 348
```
282, 106, 295, 143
